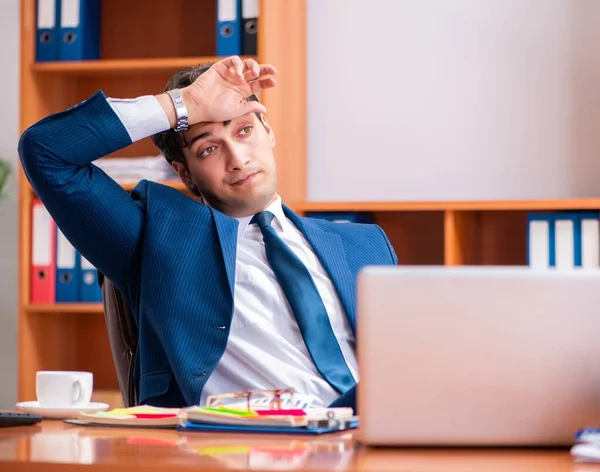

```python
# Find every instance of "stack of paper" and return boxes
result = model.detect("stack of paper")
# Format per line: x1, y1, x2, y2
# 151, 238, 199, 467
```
92, 155, 178, 184
69, 390, 359, 435
75, 405, 182, 428
181, 405, 354, 428
176, 403, 358, 436
72, 403, 356, 434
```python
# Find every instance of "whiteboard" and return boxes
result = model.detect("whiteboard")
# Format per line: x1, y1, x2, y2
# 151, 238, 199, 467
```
307, 0, 600, 201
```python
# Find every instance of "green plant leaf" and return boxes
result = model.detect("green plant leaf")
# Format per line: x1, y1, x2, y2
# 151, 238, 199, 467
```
0, 159, 12, 198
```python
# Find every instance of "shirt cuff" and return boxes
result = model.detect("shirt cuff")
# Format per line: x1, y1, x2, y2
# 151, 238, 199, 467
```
107, 95, 171, 143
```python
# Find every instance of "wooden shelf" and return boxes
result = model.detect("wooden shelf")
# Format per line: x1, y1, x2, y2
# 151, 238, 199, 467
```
293, 199, 600, 212
30, 56, 255, 76
26, 304, 103, 314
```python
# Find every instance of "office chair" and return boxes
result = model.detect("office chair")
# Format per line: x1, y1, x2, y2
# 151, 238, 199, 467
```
98, 273, 138, 407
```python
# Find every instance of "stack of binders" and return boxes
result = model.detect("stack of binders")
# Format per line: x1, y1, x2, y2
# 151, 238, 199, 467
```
30, 199, 103, 304
527, 211, 600, 269
217, 0, 259, 57
35, 0, 101, 62
36, 0, 260, 62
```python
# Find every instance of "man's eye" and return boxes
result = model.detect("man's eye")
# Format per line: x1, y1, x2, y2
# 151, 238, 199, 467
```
200, 146, 217, 157
239, 126, 253, 136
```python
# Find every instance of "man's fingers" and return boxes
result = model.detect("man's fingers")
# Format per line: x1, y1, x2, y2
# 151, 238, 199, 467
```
250, 77, 276, 94
210, 56, 274, 117
244, 63, 277, 83
217, 57, 276, 88
242, 59, 260, 81
220, 55, 244, 76
258, 64, 277, 77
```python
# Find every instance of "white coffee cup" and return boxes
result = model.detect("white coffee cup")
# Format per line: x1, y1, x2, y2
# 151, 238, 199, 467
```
36, 371, 93, 408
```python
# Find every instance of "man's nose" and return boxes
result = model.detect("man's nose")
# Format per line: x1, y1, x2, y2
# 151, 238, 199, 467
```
226, 144, 250, 171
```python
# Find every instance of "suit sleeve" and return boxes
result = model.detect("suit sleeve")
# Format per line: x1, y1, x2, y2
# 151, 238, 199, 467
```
375, 225, 398, 265
18, 90, 165, 293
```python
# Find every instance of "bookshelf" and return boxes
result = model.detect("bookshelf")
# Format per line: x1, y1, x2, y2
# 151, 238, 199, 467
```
17, 0, 600, 407
294, 199, 600, 266
18, 0, 306, 404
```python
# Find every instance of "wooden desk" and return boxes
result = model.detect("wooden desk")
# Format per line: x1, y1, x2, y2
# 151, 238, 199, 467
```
0, 420, 598, 471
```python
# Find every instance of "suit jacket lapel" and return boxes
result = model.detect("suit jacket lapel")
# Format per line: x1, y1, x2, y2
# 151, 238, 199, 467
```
284, 206, 357, 335
209, 207, 238, 299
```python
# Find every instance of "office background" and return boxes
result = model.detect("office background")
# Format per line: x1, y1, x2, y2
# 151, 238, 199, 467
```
4, 0, 600, 409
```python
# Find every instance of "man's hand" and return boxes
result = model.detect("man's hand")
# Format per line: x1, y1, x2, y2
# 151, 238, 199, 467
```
157, 56, 277, 129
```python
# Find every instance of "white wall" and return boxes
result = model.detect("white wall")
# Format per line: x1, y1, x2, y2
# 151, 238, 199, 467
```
307, 0, 600, 201
0, 0, 20, 408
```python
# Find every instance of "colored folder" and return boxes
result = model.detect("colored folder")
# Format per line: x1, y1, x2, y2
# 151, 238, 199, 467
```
79, 254, 102, 302
554, 213, 578, 269
241, 0, 259, 55
55, 227, 79, 302
177, 420, 358, 435
31, 199, 56, 303
217, 0, 242, 56
36, 0, 59, 61
579, 212, 600, 268
526, 213, 555, 268
58, 0, 101, 61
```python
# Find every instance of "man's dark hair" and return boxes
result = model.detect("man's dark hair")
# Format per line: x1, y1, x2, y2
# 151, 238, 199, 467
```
151, 62, 259, 169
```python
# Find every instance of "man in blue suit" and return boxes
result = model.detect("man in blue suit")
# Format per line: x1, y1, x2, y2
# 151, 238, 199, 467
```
19, 56, 397, 410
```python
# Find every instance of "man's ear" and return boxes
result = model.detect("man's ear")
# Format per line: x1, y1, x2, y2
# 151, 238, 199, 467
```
259, 114, 276, 148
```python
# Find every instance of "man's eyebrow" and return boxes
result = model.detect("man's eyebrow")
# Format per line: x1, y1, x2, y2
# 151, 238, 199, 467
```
186, 120, 233, 148
187, 130, 211, 147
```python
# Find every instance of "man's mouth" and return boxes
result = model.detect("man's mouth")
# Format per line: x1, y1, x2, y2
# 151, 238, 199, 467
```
231, 171, 259, 185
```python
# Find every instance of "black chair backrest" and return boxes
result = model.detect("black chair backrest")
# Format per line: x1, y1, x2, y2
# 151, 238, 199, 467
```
98, 272, 138, 407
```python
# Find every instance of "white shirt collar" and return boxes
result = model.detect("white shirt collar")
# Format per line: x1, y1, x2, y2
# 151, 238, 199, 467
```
236, 195, 285, 240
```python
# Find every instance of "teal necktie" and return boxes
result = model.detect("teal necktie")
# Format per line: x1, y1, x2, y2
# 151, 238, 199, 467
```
251, 211, 356, 394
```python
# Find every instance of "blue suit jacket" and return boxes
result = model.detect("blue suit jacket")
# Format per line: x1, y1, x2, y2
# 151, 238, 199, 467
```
18, 91, 398, 407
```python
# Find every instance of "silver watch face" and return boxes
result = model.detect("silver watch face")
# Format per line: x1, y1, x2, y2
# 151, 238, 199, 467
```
168, 89, 182, 104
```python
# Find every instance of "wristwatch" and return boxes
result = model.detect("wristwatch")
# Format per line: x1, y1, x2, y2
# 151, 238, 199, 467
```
166, 89, 189, 132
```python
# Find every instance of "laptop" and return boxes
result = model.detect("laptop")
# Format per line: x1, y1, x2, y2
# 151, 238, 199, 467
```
356, 266, 600, 446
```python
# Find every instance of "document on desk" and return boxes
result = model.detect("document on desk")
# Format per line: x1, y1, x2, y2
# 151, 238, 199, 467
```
70, 404, 358, 434
181, 405, 354, 428
177, 403, 358, 435
69, 389, 358, 434
74, 405, 182, 428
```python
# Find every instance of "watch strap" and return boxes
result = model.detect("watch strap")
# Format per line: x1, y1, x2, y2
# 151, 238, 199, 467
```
166, 89, 189, 132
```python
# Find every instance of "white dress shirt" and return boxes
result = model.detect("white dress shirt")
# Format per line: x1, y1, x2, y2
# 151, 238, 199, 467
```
107, 95, 359, 407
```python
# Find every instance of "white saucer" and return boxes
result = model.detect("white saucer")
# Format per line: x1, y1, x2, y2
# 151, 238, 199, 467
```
15, 401, 110, 419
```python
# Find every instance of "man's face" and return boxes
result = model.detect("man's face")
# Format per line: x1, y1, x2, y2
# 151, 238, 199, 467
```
173, 113, 277, 217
